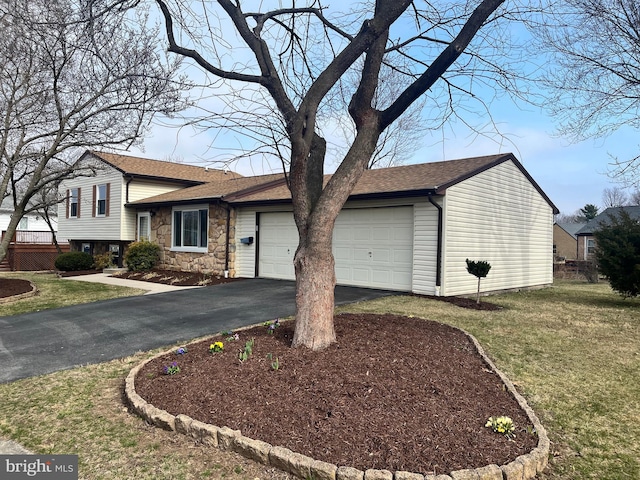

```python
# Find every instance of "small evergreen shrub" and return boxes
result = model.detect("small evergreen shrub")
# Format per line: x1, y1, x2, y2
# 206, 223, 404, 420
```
55, 251, 94, 271
466, 259, 492, 304
124, 241, 161, 271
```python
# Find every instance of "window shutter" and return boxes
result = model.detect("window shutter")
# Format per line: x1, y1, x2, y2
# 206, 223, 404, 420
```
92, 185, 96, 217
77, 188, 81, 218
105, 183, 110, 217
66, 189, 70, 218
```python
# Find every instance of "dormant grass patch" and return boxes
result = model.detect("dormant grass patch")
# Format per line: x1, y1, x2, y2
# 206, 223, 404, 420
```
1, 277, 638, 479
340, 280, 640, 479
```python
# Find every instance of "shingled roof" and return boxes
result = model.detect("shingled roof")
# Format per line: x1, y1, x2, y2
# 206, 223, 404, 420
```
129, 173, 286, 207
126, 152, 558, 213
84, 151, 242, 185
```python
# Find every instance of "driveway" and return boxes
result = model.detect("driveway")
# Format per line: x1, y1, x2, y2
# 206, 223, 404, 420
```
0, 279, 392, 383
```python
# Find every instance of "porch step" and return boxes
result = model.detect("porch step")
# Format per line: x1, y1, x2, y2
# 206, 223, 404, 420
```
0, 260, 11, 272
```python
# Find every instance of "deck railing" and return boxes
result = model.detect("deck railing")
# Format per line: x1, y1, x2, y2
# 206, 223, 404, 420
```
1, 230, 68, 244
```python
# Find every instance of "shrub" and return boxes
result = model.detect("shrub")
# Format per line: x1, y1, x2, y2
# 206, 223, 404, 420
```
466, 259, 492, 304
594, 210, 640, 297
54, 251, 94, 271
124, 241, 161, 271
93, 252, 114, 270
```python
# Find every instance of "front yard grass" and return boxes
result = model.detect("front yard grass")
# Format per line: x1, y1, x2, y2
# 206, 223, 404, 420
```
0, 279, 638, 479
0, 272, 146, 316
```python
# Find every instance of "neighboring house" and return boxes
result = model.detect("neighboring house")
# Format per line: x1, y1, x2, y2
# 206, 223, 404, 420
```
553, 222, 585, 261
575, 206, 640, 261
124, 151, 558, 297
1, 197, 57, 234
56, 151, 241, 266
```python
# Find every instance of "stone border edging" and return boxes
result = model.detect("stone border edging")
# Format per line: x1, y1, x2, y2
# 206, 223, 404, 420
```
124, 326, 549, 480
0, 281, 37, 304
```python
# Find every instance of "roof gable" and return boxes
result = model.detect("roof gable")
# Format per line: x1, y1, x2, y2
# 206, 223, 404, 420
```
555, 222, 587, 238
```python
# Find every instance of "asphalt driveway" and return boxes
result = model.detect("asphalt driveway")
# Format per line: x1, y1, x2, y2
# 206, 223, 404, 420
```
0, 278, 392, 384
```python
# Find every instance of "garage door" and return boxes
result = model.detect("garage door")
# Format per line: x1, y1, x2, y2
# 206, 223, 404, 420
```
258, 207, 413, 290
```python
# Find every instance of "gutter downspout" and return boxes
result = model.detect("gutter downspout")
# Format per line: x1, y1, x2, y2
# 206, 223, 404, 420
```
428, 193, 443, 296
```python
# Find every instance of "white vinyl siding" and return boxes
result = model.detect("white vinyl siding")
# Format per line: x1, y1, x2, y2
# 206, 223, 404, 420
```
57, 165, 126, 242
235, 210, 258, 278
440, 160, 553, 297
127, 179, 186, 202
412, 199, 441, 295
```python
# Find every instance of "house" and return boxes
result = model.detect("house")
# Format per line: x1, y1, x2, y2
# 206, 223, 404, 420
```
575, 206, 640, 260
1, 197, 65, 272
1, 197, 56, 234
56, 151, 241, 266
122, 151, 558, 297
553, 222, 585, 261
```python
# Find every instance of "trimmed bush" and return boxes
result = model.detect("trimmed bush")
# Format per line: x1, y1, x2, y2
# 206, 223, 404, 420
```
466, 259, 492, 304
124, 241, 161, 271
55, 251, 94, 271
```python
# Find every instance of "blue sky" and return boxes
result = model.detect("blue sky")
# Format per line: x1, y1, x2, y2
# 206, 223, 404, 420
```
130, 3, 639, 218
133, 94, 637, 217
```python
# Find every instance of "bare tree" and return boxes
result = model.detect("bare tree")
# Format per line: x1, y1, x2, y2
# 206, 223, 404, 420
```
555, 211, 582, 224
153, 0, 536, 349
602, 186, 629, 208
0, 0, 186, 263
629, 189, 640, 206
539, 0, 640, 183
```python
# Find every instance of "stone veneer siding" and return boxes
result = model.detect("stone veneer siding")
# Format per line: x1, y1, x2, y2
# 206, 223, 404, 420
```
151, 204, 237, 276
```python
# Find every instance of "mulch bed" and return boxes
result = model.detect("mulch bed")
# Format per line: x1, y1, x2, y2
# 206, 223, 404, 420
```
112, 269, 245, 287
0, 278, 33, 298
135, 313, 538, 476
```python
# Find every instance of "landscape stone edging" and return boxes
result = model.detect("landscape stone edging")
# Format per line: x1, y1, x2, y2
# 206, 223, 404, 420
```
124, 325, 549, 480
0, 281, 37, 304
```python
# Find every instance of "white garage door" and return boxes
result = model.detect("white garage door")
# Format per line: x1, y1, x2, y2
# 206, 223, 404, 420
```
258, 207, 413, 290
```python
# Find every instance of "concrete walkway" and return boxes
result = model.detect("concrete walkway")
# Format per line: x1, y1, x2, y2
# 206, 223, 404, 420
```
64, 272, 203, 294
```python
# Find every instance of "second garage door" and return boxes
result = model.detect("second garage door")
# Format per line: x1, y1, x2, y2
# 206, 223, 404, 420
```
258, 207, 413, 290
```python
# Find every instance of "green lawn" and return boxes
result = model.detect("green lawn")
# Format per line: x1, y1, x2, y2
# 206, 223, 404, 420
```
1, 277, 638, 479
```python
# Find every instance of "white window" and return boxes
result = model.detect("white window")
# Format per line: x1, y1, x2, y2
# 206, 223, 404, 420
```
587, 238, 595, 254
70, 188, 79, 218
96, 184, 107, 216
138, 212, 151, 242
18, 217, 28, 230
172, 205, 208, 252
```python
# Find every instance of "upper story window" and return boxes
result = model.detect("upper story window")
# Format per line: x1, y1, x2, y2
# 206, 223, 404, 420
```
587, 238, 596, 254
172, 205, 208, 252
68, 188, 80, 218
94, 183, 109, 217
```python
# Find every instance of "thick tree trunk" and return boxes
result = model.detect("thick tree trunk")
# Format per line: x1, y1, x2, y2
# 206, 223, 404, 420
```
291, 231, 337, 350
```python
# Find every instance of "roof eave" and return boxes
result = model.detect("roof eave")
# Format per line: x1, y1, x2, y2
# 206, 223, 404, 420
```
228, 188, 440, 206
126, 196, 223, 209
